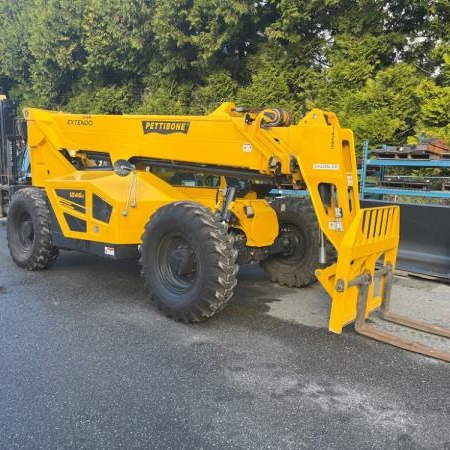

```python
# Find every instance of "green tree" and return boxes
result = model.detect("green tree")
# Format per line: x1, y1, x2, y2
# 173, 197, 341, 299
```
0, 0, 33, 102
0, 0, 449, 149
190, 71, 239, 114
25, 0, 87, 107
415, 79, 450, 141
236, 46, 296, 111
66, 84, 137, 114
82, 0, 154, 86
312, 64, 423, 149
150, 0, 261, 80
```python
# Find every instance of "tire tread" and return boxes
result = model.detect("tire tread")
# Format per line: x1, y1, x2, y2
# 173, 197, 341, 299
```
139, 201, 238, 323
261, 197, 332, 288
7, 187, 59, 270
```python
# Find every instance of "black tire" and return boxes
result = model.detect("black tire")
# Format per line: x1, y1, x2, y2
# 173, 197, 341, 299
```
261, 197, 326, 287
7, 187, 59, 270
139, 201, 238, 323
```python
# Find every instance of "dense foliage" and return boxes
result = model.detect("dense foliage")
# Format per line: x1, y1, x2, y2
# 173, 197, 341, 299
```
1, 0, 449, 149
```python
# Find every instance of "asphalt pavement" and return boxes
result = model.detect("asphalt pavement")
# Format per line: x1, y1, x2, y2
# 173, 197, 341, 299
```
0, 222, 449, 449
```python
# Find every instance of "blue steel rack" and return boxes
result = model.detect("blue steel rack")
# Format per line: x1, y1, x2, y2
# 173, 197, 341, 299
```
359, 140, 450, 200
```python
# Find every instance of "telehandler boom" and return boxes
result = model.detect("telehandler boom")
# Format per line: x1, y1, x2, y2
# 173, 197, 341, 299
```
1, 100, 449, 361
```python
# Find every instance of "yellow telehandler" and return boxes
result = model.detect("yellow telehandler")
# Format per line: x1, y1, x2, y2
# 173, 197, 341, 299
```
1, 100, 449, 361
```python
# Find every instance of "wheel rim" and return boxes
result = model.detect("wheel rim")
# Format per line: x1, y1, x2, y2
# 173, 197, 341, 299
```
156, 232, 199, 294
280, 222, 309, 263
16, 212, 34, 252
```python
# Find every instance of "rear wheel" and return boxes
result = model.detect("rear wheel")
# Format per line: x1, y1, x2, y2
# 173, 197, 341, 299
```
261, 197, 325, 287
139, 201, 238, 322
7, 188, 59, 270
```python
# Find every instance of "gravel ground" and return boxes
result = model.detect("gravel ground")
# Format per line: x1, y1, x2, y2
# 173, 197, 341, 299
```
0, 222, 449, 449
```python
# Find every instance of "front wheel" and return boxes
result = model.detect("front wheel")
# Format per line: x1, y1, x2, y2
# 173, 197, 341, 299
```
261, 197, 325, 287
139, 201, 238, 323
7, 188, 59, 270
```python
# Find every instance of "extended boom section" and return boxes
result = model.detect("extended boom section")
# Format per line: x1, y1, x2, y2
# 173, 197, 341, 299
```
13, 103, 448, 360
